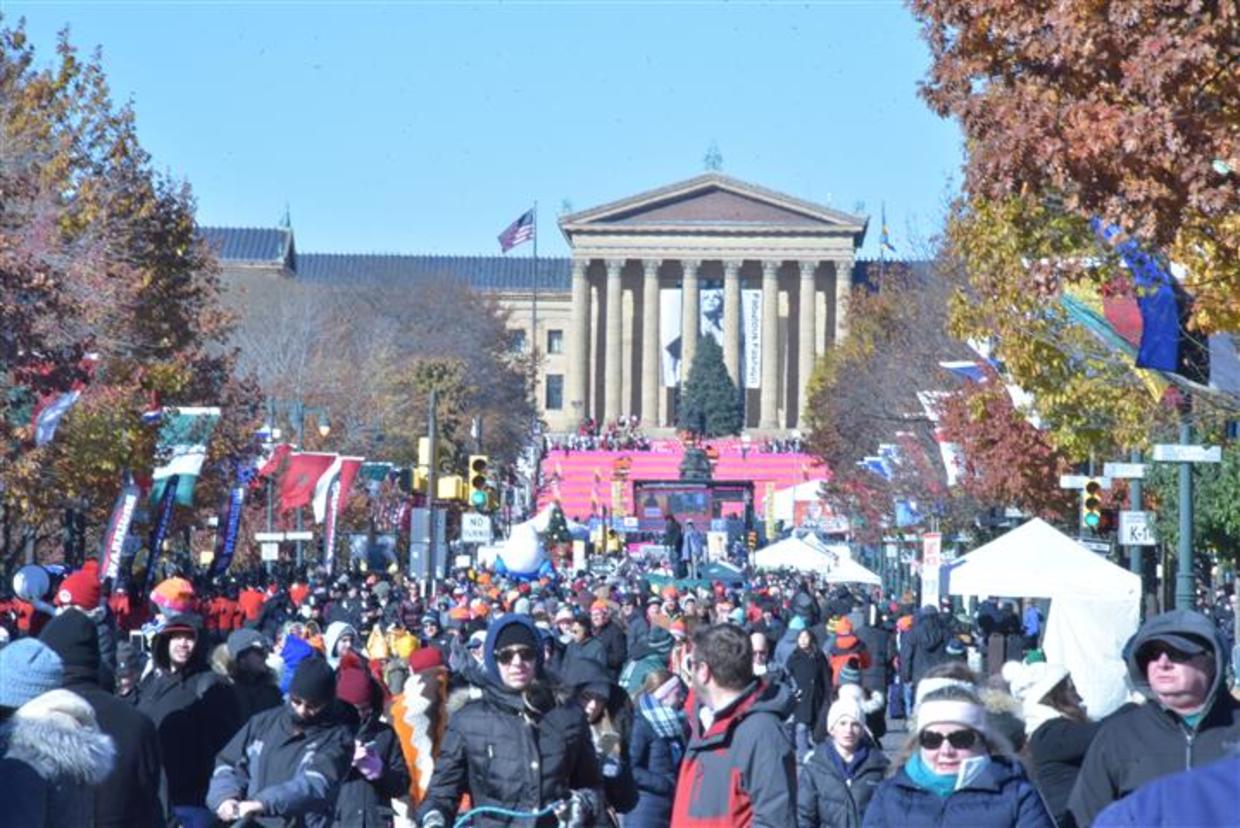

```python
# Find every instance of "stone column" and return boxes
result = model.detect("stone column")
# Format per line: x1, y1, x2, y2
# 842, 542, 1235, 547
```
567, 258, 591, 425
680, 260, 700, 384
604, 259, 623, 422
834, 256, 853, 345
723, 260, 742, 386
759, 260, 780, 429
641, 259, 661, 426
797, 260, 818, 428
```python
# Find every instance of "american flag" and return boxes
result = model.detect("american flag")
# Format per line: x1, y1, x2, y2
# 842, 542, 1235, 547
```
498, 208, 535, 253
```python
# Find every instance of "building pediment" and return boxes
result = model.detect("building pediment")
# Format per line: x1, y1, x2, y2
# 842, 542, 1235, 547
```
559, 173, 867, 242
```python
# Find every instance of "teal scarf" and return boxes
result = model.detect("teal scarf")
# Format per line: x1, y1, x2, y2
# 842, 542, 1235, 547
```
904, 753, 958, 798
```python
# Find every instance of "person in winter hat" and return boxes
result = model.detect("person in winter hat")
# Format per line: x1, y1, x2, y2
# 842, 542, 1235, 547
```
1069, 609, 1240, 827
415, 614, 604, 827
1002, 660, 1098, 828
798, 697, 889, 828
54, 561, 119, 690
389, 646, 450, 813
137, 613, 242, 827
207, 656, 354, 827
213, 628, 283, 722
332, 655, 412, 827
40, 609, 164, 827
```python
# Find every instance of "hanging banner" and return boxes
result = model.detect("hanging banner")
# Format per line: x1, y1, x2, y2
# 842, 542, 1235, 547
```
660, 288, 683, 387
99, 481, 142, 584
742, 288, 762, 389
700, 281, 724, 346
146, 473, 179, 577
323, 478, 341, 575
209, 484, 247, 579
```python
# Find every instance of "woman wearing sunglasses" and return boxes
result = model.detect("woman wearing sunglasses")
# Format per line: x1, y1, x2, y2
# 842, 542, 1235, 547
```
862, 686, 1054, 828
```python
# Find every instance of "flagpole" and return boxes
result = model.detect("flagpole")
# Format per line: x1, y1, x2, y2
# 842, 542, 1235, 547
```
532, 201, 539, 360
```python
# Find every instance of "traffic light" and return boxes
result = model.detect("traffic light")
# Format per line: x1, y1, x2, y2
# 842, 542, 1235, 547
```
437, 475, 465, 501
468, 455, 489, 510
1082, 478, 1104, 530
412, 467, 428, 494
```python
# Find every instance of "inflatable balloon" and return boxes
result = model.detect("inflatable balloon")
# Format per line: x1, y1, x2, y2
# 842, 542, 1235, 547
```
12, 564, 50, 602
494, 520, 551, 581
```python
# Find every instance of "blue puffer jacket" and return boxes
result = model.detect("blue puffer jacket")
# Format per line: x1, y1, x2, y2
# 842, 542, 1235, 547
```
1092, 755, 1240, 827
861, 756, 1054, 828
627, 710, 686, 826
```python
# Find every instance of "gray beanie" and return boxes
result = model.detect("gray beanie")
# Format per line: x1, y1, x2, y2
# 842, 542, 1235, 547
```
227, 628, 269, 660
0, 638, 64, 708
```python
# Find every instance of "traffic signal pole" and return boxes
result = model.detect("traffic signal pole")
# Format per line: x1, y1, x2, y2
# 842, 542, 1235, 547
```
1176, 414, 1195, 610
425, 388, 439, 586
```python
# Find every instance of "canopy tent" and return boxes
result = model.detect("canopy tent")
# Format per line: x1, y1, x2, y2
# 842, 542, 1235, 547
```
947, 518, 1141, 718
754, 536, 881, 585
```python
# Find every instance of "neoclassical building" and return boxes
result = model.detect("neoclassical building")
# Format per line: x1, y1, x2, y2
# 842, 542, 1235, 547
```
205, 173, 872, 434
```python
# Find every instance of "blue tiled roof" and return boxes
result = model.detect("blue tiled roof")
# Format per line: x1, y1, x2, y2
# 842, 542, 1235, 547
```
296, 253, 572, 291
199, 226, 292, 265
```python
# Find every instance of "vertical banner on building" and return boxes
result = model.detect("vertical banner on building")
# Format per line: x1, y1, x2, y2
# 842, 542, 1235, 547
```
99, 481, 142, 584
659, 288, 683, 387
742, 289, 762, 389
764, 481, 777, 541
208, 484, 247, 579
145, 473, 179, 590
699, 282, 724, 346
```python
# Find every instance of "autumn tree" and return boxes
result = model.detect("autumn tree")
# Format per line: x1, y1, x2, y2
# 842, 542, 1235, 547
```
1, 23, 258, 568
909, 0, 1239, 331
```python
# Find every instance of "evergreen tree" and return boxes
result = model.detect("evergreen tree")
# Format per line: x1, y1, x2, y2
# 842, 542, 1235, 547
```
677, 335, 742, 437
544, 502, 572, 545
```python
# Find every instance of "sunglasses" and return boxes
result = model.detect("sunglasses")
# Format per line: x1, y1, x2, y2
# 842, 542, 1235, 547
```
496, 645, 536, 665
1140, 643, 1201, 664
919, 729, 979, 750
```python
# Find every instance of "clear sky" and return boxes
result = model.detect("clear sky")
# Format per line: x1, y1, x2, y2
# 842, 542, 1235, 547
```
4, 0, 962, 259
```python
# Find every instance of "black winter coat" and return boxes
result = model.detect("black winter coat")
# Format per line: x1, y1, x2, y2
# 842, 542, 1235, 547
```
854, 623, 892, 693
594, 621, 629, 680
416, 681, 605, 827
333, 715, 412, 828
797, 742, 889, 828
898, 611, 949, 686
626, 708, 686, 826
207, 702, 355, 828
1027, 717, 1099, 828
136, 614, 243, 811
232, 674, 285, 722
787, 647, 833, 726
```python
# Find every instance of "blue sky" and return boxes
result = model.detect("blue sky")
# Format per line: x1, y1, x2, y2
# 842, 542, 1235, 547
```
5, 1, 962, 259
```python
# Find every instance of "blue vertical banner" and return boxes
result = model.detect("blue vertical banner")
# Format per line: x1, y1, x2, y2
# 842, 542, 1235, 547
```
209, 483, 248, 579
144, 474, 179, 594
99, 481, 142, 584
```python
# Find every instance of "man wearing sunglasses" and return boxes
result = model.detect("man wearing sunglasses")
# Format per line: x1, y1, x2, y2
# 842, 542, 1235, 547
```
415, 614, 603, 827
1070, 609, 1240, 827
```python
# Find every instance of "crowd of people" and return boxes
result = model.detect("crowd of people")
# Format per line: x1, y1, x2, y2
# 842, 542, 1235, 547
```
545, 418, 653, 453
0, 548, 1238, 827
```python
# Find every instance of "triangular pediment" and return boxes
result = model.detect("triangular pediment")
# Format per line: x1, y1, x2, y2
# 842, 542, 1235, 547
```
560, 173, 866, 234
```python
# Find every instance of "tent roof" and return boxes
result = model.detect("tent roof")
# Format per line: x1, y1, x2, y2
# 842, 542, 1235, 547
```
754, 536, 880, 585
770, 479, 828, 520
947, 518, 1140, 599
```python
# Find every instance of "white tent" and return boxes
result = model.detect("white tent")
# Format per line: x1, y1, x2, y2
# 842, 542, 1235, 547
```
947, 518, 1141, 718
754, 536, 881, 585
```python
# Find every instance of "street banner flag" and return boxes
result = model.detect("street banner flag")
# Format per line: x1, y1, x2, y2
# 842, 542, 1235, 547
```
313, 455, 364, 524
278, 452, 337, 513
34, 389, 82, 445
498, 208, 535, 253
880, 204, 896, 254
209, 483, 248, 579
99, 481, 142, 583
256, 442, 293, 478
150, 407, 221, 505
147, 474, 179, 574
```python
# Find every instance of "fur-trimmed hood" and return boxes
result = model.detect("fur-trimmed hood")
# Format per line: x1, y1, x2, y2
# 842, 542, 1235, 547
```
1, 689, 115, 786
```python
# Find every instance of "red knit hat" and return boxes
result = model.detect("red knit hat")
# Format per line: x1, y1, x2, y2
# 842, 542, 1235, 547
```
335, 667, 373, 707
56, 569, 101, 609
408, 646, 443, 673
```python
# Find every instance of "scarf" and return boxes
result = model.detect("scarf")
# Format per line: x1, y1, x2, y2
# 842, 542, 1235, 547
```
640, 692, 687, 742
827, 741, 870, 781
904, 753, 959, 798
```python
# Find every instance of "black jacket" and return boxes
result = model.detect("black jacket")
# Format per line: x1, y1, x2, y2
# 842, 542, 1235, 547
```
787, 646, 833, 726
207, 702, 355, 828
854, 622, 892, 693
898, 608, 949, 685
418, 615, 604, 827
1028, 717, 1099, 828
40, 610, 164, 828
593, 620, 628, 680
797, 741, 889, 828
1069, 609, 1240, 827
233, 674, 285, 722
333, 714, 411, 828
137, 613, 243, 810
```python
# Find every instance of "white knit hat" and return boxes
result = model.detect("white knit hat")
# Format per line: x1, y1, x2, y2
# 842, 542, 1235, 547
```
826, 698, 865, 733
1002, 660, 1069, 707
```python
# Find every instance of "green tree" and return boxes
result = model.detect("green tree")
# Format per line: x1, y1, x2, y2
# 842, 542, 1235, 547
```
1146, 440, 1240, 562
677, 335, 741, 437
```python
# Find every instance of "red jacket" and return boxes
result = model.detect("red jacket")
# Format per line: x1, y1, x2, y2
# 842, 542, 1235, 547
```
671, 680, 798, 828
